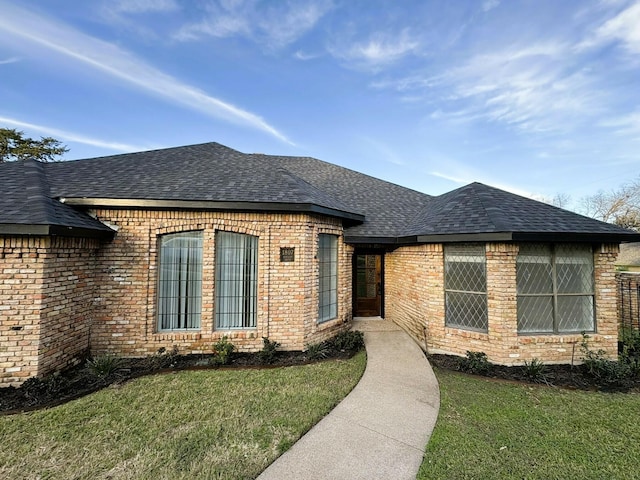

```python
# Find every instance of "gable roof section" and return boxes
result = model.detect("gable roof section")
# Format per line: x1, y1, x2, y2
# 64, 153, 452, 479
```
262, 154, 432, 241
0, 160, 115, 238
44, 143, 364, 224
402, 182, 640, 243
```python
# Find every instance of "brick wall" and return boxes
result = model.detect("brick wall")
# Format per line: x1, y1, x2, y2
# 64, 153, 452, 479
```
89, 209, 351, 358
0, 236, 100, 385
386, 242, 620, 365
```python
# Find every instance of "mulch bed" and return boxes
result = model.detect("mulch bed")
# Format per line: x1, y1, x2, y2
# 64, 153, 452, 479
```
428, 353, 640, 393
0, 348, 356, 415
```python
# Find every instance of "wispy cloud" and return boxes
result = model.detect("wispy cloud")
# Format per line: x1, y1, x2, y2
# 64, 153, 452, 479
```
106, 0, 180, 15
429, 169, 534, 198
330, 28, 420, 70
0, 115, 148, 152
0, 56, 20, 65
600, 110, 640, 136
0, 3, 291, 144
582, 1, 640, 54
375, 41, 607, 133
482, 0, 501, 12
173, 0, 333, 50
0, 57, 20, 65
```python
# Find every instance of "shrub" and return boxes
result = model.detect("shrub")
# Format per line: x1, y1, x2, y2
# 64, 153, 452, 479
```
305, 342, 331, 361
258, 337, 281, 364
211, 336, 235, 366
330, 330, 365, 352
148, 345, 180, 369
580, 333, 632, 391
22, 374, 69, 400
523, 358, 547, 383
87, 354, 123, 378
459, 351, 490, 375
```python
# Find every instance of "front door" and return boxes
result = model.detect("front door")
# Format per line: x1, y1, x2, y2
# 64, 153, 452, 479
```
354, 254, 383, 317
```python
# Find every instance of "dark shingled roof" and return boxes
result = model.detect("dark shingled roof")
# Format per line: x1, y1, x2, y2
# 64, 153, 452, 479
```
401, 182, 640, 243
1, 142, 639, 244
0, 160, 115, 238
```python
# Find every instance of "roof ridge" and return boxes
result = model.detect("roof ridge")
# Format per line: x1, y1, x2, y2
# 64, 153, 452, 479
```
469, 182, 509, 232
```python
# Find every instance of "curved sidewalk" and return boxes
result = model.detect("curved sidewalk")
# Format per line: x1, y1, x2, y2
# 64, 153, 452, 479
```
257, 318, 440, 480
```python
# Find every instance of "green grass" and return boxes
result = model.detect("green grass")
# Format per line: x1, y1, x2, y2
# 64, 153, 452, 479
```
0, 352, 365, 480
420, 368, 640, 480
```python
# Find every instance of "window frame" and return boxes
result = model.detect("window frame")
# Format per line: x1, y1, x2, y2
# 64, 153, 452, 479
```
318, 234, 339, 323
516, 243, 595, 335
444, 243, 488, 332
215, 230, 259, 330
156, 230, 203, 332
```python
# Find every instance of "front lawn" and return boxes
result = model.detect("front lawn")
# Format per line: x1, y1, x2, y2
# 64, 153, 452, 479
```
0, 352, 366, 480
420, 368, 640, 480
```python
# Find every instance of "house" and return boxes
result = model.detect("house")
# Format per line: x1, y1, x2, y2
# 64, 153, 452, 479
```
1, 142, 639, 385
616, 242, 640, 272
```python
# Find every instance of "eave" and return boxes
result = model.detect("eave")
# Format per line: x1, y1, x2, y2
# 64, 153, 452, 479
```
345, 230, 640, 246
60, 197, 365, 225
0, 223, 115, 240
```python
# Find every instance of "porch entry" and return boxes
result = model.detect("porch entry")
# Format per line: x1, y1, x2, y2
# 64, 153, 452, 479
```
354, 253, 383, 317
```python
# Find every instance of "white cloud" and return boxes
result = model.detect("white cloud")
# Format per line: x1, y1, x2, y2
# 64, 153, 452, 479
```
589, 1, 640, 54
293, 50, 321, 61
482, 0, 501, 12
0, 116, 148, 152
173, 0, 332, 50
0, 56, 20, 65
330, 29, 420, 70
600, 110, 640, 136
107, 0, 179, 14
376, 41, 605, 134
0, 3, 292, 144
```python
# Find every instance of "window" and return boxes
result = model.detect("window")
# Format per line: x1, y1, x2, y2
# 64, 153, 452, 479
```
215, 231, 258, 329
517, 244, 594, 334
157, 231, 203, 331
318, 234, 338, 323
444, 244, 488, 331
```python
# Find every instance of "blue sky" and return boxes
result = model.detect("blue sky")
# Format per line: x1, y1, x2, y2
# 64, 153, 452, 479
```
0, 0, 639, 204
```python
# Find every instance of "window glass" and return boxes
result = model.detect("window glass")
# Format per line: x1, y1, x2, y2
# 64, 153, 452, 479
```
517, 244, 594, 334
318, 234, 338, 323
444, 244, 488, 331
215, 231, 258, 329
157, 231, 203, 331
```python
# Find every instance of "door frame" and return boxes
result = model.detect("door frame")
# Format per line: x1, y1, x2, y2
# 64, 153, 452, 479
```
352, 249, 385, 318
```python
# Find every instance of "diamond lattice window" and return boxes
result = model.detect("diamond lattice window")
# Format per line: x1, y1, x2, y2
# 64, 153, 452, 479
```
517, 244, 594, 334
444, 244, 488, 332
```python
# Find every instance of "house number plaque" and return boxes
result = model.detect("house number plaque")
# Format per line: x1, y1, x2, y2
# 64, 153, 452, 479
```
280, 247, 295, 262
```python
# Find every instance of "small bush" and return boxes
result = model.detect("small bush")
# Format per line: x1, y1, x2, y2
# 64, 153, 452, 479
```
211, 336, 235, 366
258, 337, 281, 364
330, 330, 365, 352
523, 358, 547, 383
459, 351, 491, 375
87, 354, 123, 378
22, 375, 69, 400
149, 345, 180, 369
305, 342, 331, 361
580, 333, 632, 391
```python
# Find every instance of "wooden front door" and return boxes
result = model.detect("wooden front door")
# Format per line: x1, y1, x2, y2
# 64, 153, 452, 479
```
354, 254, 382, 317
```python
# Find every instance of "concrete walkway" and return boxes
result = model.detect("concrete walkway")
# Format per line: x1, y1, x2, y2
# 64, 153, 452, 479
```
257, 318, 440, 480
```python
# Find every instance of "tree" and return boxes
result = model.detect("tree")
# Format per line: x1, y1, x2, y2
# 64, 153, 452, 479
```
0, 128, 68, 162
579, 177, 640, 231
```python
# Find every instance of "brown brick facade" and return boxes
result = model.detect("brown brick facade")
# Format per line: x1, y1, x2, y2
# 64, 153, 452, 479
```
0, 236, 100, 385
386, 242, 619, 365
1, 214, 624, 385
0, 210, 353, 385
89, 209, 352, 358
